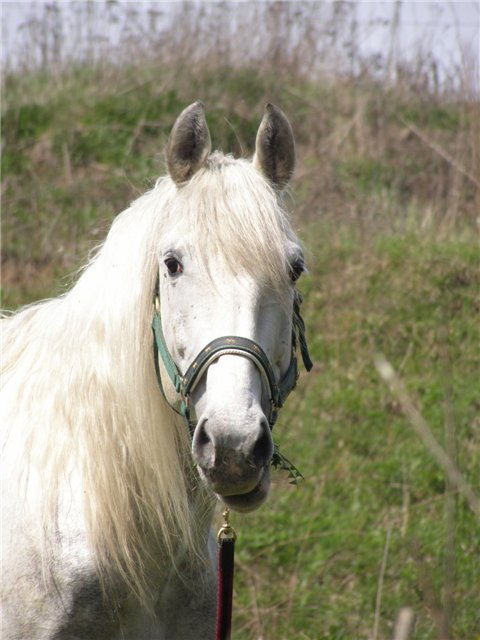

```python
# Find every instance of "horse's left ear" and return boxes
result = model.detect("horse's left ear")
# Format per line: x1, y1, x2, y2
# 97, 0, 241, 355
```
166, 101, 212, 185
253, 103, 295, 189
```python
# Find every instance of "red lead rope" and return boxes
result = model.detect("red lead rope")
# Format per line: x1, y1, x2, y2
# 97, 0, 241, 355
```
216, 509, 237, 640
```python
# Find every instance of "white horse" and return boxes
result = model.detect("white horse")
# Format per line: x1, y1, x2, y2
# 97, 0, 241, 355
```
1, 102, 310, 639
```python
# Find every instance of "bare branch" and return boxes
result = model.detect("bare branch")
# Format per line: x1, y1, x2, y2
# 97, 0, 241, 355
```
399, 118, 480, 188
392, 607, 415, 640
374, 354, 480, 519
372, 522, 392, 640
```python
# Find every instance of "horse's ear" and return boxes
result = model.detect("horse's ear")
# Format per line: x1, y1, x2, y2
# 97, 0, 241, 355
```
166, 101, 211, 184
253, 103, 295, 189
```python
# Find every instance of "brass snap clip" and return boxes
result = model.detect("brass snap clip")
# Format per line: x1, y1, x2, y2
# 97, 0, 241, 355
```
217, 508, 237, 544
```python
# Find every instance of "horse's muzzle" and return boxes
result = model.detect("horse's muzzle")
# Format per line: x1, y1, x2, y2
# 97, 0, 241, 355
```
218, 466, 271, 512
192, 415, 273, 511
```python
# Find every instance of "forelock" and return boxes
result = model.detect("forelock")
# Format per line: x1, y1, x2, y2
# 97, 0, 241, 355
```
168, 152, 298, 294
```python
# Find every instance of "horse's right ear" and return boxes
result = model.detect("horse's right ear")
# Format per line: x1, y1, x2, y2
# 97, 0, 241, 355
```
166, 101, 211, 185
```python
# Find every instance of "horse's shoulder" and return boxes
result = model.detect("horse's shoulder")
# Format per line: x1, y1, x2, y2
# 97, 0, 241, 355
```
1, 472, 118, 638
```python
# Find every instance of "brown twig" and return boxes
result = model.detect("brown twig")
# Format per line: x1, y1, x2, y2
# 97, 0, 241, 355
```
392, 606, 414, 640
399, 118, 480, 188
372, 521, 392, 640
441, 329, 457, 636
374, 354, 480, 519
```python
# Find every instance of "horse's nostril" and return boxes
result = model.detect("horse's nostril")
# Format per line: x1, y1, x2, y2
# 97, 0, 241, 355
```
192, 419, 214, 470
196, 421, 210, 448
252, 420, 273, 467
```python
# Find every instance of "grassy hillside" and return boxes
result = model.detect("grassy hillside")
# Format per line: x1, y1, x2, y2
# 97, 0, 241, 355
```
2, 4, 479, 639
232, 227, 479, 639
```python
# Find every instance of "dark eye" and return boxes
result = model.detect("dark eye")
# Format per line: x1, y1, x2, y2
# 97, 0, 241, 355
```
290, 258, 305, 283
164, 257, 183, 275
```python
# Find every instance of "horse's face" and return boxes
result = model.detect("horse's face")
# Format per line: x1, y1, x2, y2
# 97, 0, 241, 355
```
158, 239, 302, 512
157, 102, 301, 512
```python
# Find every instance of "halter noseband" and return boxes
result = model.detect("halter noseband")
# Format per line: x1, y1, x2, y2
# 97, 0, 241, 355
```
152, 290, 313, 430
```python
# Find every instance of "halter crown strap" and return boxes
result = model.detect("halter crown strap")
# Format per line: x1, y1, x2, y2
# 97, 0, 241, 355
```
294, 292, 314, 373
152, 314, 183, 393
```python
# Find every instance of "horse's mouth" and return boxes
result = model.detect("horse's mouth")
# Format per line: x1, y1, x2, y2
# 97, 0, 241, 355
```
216, 467, 270, 513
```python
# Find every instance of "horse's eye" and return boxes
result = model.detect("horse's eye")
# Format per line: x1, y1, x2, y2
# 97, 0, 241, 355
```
290, 258, 305, 283
164, 257, 183, 275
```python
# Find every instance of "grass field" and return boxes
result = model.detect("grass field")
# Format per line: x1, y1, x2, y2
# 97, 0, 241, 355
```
2, 3, 479, 638
231, 224, 479, 639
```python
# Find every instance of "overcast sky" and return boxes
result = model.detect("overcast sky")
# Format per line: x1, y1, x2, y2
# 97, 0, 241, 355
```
1, 1, 479, 81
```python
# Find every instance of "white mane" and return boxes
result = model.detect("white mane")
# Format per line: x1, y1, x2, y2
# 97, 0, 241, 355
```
1, 152, 297, 605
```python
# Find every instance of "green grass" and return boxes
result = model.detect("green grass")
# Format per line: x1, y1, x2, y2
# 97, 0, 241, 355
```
230, 224, 479, 639
3, 136, 479, 640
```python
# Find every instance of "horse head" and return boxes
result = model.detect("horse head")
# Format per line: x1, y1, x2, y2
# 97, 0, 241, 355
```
155, 101, 308, 512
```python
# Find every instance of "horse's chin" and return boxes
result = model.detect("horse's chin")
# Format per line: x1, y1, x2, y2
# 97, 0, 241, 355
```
217, 468, 271, 513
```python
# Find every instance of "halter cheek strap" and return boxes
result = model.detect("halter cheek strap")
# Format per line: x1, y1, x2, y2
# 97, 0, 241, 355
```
152, 291, 313, 430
